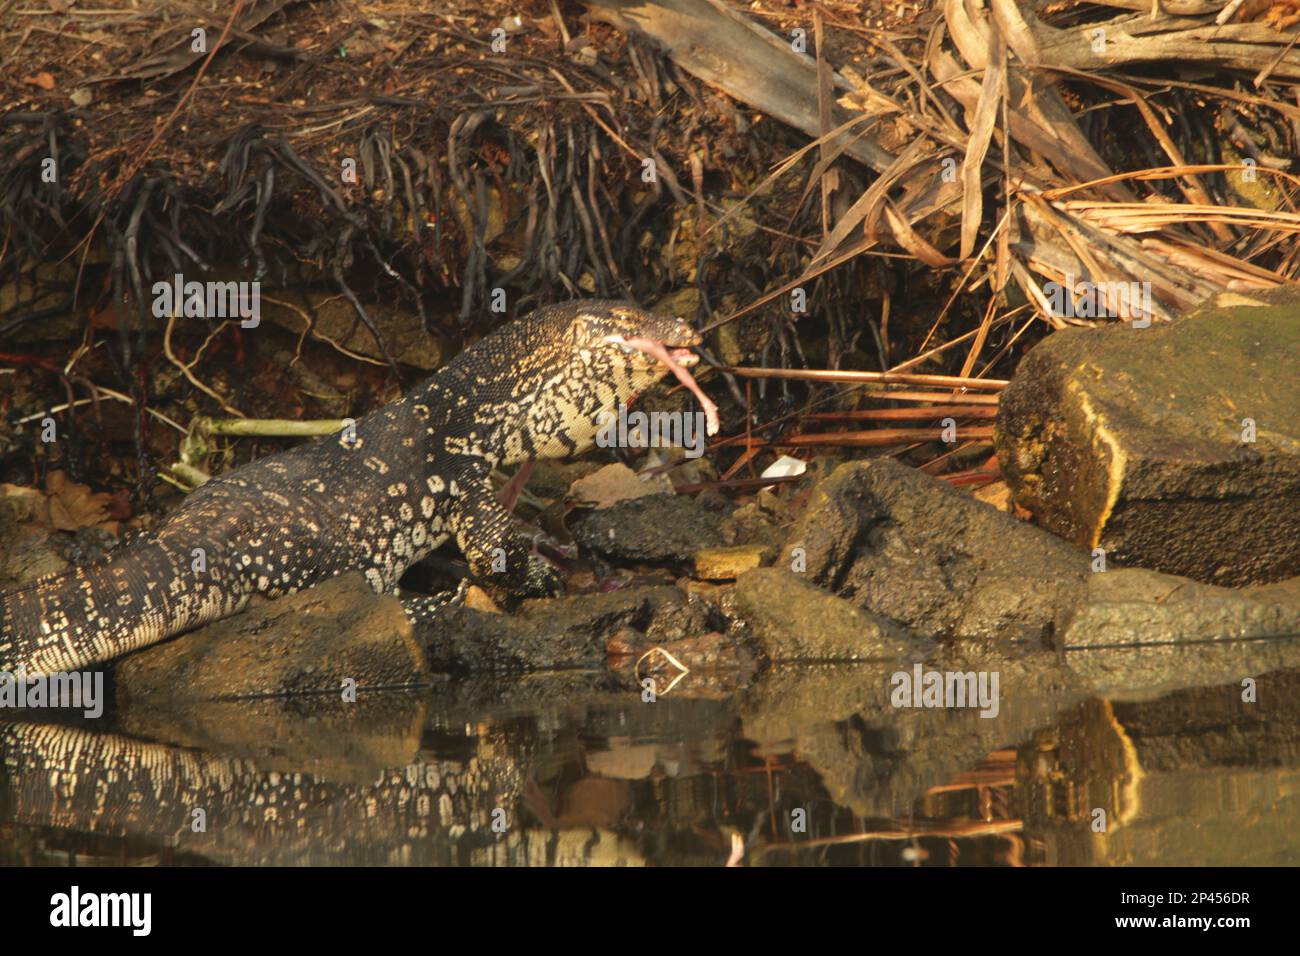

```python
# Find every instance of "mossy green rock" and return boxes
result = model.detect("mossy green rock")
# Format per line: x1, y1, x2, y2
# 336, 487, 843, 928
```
996, 288, 1300, 585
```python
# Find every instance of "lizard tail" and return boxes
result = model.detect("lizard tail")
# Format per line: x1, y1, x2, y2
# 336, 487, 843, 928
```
1, 540, 234, 677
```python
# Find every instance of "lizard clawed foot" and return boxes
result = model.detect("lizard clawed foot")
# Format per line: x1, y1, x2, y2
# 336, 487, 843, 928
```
400, 579, 472, 623
473, 553, 565, 611
520, 553, 564, 599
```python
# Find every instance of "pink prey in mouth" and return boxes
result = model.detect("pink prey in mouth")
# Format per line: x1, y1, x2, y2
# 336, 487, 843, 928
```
603, 334, 720, 436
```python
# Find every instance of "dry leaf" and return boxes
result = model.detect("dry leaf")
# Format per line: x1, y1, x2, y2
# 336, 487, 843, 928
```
23, 72, 56, 90
44, 471, 117, 532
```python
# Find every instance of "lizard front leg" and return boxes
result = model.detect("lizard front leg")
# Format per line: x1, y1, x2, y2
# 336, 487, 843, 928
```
398, 581, 473, 623
450, 477, 562, 607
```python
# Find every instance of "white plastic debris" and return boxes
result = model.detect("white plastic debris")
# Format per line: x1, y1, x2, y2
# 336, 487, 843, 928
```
760, 455, 807, 490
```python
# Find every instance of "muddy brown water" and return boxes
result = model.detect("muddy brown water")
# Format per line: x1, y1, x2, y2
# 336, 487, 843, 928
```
3, 637, 1299, 867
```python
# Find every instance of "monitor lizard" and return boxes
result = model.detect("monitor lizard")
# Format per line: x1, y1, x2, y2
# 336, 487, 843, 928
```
0, 300, 719, 676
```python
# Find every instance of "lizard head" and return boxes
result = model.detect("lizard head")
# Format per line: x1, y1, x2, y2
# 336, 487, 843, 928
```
484, 300, 720, 465
568, 303, 701, 367
567, 302, 719, 436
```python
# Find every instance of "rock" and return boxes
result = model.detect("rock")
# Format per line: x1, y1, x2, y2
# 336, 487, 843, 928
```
972, 480, 1017, 514
462, 584, 500, 612
788, 459, 1089, 642
110, 573, 727, 699
683, 579, 727, 598
573, 493, 729, 563
783, 459, 1300, 667
525, 458, 604, 500
662, 452, 717, 489
995, 287, 1300, 585
693, 544, 767, 580
419, 585, 702, 672
732, 567, 927, 661
1055, 569, 1300, 688
719, 497, 787, 553
1059, 570, 1300, 650
606, 629, 759, 696
0, 499, 67, 590
116, 572, 431, 705
260, 293, 446, 370
644, 589, 728, 641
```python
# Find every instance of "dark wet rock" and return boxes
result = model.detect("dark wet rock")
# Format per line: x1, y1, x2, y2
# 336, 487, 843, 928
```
48, 526, 121, 567
112, 570, 727, 700
733, 567, 927, 661
1055, 569, 1300, 688
644, 588, 729, 640
996, 287, 1300, 586
573, 492, 730, 563
662, 452, 717, 489
719, 497, 788, 554
1060, 569, 1300, 648
116, 572, 432, 705
785, 455, 844, 495
788, 458, 1089, 642
1065, 633, 1300, 702
420, 584, 702, 672
780, 457, 1300, 669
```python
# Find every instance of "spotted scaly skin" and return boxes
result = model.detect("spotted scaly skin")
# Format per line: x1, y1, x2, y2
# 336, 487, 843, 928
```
0, 301, 706, 676
0, 721, 523, 865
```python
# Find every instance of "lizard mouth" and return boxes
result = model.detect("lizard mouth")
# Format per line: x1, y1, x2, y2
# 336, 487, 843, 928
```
667, 347, 698, 367
603, 334, 718, 436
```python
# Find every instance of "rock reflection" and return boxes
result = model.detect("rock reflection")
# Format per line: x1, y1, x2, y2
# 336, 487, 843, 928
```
3, 645, 1300, 866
